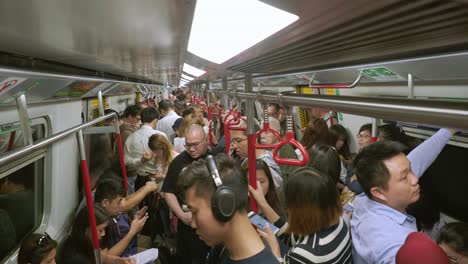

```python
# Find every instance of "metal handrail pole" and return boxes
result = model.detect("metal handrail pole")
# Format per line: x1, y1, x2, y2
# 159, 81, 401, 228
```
76, 130, 102, 264
0, 113, 119, 167
227, 92, 468, 129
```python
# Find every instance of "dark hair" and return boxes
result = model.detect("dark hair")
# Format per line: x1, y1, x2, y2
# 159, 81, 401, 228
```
307, 144, 341, 184
94, 178, 126, 204
177, 94, 188, 102
69, 204, 109, 260
359, 123, 372, 134
0, 164, 34, 189
301, 118, 330, 149
378, 124, 420, 153
104, 109, 120, 120
122, 105, 141, 118
178, 154, 248, 214
353, 141, 407, 199
437, 222, 468, 256
158, 99, 174, 111
268, 103, 280, 113
174, 101, 187, 115
18, 233, 58, 264
285, 168, 342, 235
244, 160, 282, 215
329, 124, 351, 159
182, 107, 195, 117
140, 107, 160, 123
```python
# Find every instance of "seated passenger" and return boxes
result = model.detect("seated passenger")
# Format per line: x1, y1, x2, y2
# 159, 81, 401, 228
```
18, 233, 57, 264
58, 204, 135, 264
0, 208, 15, 258
396, 232, 449, 264
0, 166, 34, 241
178, 154, 279, 263
94, 179, 147, 257
259, 167, 352, 264
437, 222, 468, 264
351, 128, 456, 264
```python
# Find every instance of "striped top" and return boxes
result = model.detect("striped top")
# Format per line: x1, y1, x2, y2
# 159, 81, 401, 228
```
285, 217, 353, 264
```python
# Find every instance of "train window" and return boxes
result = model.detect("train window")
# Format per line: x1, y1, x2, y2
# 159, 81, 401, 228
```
0, 118, 48, 261
418, 143, 468, 222
0, 119, 47, 154
0, 157, 45, 261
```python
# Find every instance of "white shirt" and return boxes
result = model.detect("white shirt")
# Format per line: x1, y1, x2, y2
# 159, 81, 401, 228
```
124, 125, 167, 176
156, 110, 180, 142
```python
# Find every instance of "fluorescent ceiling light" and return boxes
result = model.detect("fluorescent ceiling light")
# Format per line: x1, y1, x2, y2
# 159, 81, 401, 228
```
181, 73, 194, 81
188, 0, 298, 64
183, 63, 206, 77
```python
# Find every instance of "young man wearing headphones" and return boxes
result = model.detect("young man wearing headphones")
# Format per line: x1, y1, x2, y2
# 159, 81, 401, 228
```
178, 154, 279, 263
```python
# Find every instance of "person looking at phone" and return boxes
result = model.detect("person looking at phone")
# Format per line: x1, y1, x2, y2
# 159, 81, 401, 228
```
178, 154, 279, 263
258, 168, 352, 264
124, 107, 167, 194
94, 178, 152, 258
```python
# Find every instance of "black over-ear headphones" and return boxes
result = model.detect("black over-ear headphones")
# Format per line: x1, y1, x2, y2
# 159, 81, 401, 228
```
205, 155, 237, 222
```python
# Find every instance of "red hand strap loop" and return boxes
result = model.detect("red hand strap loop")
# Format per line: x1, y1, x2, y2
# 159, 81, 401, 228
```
253, 123, 282, 149
272, 131, 309, 166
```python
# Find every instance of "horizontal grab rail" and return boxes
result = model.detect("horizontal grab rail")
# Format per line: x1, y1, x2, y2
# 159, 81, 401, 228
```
0, 113, 119, 167
220, 91, 468, 129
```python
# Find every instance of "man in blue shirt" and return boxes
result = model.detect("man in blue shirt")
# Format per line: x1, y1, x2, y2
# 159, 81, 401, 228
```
351, 128, 456, 264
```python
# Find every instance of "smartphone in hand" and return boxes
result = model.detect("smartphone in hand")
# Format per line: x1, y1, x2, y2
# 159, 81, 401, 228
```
248, 211, 279, 234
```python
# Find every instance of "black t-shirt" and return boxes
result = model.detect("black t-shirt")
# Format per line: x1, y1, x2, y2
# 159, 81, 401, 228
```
220, 247, 279, 264
161, 149, 212, 206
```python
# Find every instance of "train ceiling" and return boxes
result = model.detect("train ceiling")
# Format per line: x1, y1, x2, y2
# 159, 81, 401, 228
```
1, 0, 468, 87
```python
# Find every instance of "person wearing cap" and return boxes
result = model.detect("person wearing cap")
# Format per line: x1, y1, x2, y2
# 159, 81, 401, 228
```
396, 232, 450, 264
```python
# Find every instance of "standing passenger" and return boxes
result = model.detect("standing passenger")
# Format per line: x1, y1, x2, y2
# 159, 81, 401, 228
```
124, 107, 166, 194
157, 99, 181, 143
258, 168, 352, 264
351, 128, 457, 264
161, 124, 210, 264
178, 155, 280, 263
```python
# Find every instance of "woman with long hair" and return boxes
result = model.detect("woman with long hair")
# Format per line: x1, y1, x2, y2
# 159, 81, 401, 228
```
258, 168, 352, 264
300, 118, 330, 150
246, 159, 283, 219
147, 133, 177, 184
18, 233, 57, 264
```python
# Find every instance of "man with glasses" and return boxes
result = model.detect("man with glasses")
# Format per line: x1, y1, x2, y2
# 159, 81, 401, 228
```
161, 124, 210, 264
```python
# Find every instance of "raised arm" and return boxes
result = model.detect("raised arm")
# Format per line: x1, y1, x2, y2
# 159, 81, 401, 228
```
407, 128, 455, 178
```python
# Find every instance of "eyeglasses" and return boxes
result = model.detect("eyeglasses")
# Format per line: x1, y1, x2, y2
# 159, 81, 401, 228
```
37, 233, 52, 247
184, 135, 206, 149
356, 133, 371, 139
231, 138, 248, 145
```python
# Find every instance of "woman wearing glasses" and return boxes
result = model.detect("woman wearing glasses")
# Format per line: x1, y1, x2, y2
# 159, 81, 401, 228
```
18, 233, 57, 264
